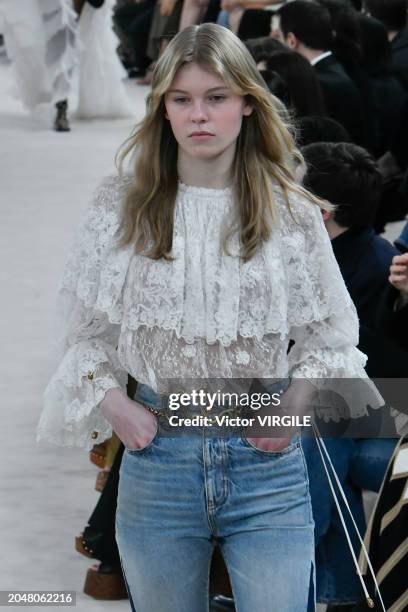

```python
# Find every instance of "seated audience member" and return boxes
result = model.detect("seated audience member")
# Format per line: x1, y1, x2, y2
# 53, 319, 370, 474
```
357, 12, 408, 232
315, 0, 364, 87
274, 0, 366, 146
113, 0, 156, 76
215, 0, 281, 38
317, 0, 375, 150
259, 69, 293, 110
359, 13, 408, 158
297, 116, 351, 147
260, 49, 327, 117
375, 101, 408, 233
354, 435, 408, 612
137, 0, 184, 84
388, 100, 408, 176
244, 35, 284, 62
300, 141, 406, 611
302, 142, 407, 333
364, 0, 408, 91
303, 143, 408, 356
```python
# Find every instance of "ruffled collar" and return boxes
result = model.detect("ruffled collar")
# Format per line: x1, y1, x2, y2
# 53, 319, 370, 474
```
177, 180, 233, 200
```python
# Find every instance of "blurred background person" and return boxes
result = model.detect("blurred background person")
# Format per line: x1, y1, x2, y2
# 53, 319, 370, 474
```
113, 0, 156, 78
273, 0, 366, 146
364, 0, 408, 91
0, 0, 78, 130
75, 0, 134, 118
301, 141, 407, 611
258, 48, 327, 117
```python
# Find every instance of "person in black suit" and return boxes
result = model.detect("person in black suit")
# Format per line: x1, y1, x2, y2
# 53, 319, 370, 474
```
273, 0, 366, 146
364, 0, 408, 90
259, 49, 327, 118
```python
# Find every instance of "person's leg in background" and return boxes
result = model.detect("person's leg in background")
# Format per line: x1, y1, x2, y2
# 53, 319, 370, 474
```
349, 438, 397, 493
113, 0, 156, 73
127, 4, 156, 76
302, 437, 365, 610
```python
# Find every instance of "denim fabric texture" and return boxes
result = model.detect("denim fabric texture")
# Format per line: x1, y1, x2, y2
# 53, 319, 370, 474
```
115, 383, 316, 612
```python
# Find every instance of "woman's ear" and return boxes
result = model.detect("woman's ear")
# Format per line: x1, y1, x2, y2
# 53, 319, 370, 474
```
243, 97, 253, 117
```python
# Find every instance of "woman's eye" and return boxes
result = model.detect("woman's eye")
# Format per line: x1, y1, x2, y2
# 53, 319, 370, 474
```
209, 95, 226, 102
174, 97, 188, 103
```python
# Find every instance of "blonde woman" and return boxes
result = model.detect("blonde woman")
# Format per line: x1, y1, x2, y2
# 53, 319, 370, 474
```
37, 24, 380, 611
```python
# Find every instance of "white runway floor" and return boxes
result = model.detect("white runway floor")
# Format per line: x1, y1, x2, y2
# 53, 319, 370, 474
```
0, 56, 404, 612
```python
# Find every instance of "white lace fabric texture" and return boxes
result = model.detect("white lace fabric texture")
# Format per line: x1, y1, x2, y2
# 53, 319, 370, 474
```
37, 175, 383, 450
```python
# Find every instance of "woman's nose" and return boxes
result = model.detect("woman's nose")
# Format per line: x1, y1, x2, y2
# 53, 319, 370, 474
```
190, 100, 208, 123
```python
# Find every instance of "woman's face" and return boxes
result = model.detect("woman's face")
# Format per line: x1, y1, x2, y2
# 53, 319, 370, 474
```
164, 62, 252, 161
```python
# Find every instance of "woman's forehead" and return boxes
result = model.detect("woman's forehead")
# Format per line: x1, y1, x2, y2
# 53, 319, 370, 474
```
167, 62, 228, 93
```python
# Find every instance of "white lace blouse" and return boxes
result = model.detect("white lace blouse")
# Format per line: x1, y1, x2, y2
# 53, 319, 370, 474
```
36, 175, 382, 450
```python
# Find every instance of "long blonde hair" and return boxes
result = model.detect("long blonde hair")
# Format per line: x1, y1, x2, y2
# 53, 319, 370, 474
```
117, 23, 324, 261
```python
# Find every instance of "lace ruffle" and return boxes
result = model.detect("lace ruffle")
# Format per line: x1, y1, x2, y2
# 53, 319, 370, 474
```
37, 338, 128, 450
60, 175, 133, 322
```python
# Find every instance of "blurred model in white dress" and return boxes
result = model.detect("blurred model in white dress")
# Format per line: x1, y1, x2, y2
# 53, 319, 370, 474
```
0, 0, 77, 130
75, 0, 134, 119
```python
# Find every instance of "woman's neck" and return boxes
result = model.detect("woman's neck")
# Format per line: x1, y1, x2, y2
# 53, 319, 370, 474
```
177, 150, 234, 189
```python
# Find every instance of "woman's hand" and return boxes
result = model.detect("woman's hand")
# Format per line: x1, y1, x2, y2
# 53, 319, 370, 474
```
245, 433, 295, 453
245, 380, 315, 452
100, 388, 158, 450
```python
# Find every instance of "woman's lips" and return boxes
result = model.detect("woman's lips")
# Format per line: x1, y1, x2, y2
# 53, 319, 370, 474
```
189, 132, 214, 140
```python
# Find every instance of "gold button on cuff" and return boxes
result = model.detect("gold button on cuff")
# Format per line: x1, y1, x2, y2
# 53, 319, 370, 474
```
87, 371, 94, 381
91, 431, 98, 440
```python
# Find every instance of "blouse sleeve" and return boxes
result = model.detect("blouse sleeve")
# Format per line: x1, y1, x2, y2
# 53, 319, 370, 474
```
36, 176, 133, 449
283, 191, 384, 420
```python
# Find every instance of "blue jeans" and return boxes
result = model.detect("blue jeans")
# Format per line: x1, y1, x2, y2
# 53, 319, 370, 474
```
115, 384, 315, 611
